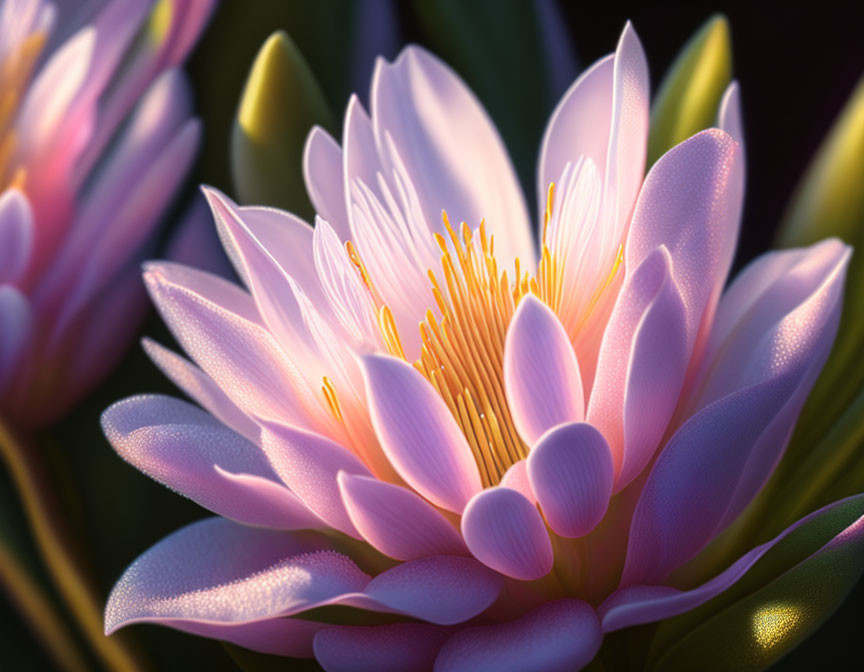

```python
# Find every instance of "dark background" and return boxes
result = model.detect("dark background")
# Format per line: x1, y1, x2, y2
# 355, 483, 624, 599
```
3, 1, 862, 670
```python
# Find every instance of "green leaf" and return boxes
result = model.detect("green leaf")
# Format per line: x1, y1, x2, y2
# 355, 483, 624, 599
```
648, 495, 864, 671
230, 31, 336, 218
647, 14, 732, 166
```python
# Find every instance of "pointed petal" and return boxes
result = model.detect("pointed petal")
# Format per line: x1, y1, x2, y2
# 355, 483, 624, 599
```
338, 472, 467, 561
652, 495, 864, 671
601, 494, 864, 632
105, 518, 369, 633
528, 423, 613, 538
362, 354, 481, 513
261, 420, 371, 538
435, 599, 601, 672
626, 129, 743, 351
461, 486, 553, 580
588, 247, 688, 488
504, 295, 584, 445
143, 262, 318, 429
101, 395, 317, 530
141, 338, 259, 442
371, 46, 533, 265
622, 243, 849, 585
304, 126, 350, 240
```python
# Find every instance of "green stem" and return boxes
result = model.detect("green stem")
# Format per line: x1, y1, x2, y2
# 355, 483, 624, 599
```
0, 418, 148, 672
0, 543, 90, 672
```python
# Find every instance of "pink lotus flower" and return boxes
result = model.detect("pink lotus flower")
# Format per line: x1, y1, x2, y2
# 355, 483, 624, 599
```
103, 24, 858, 671
0, 0, 213, 427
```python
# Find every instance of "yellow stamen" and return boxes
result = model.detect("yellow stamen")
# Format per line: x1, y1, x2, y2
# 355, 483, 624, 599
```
325, 184, 624, 485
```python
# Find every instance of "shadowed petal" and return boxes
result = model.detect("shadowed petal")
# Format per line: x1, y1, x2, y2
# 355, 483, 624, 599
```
435, 599, 601, 672
622, 243, 849, 585
528, 423, 613, 538
0, 190, 33, 284
461, 487, 553, 580
315, 623, 452, 672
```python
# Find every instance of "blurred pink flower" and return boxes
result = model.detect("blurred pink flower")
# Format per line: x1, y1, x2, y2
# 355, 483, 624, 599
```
103, 23, 857, 671
0, 0, 214, 427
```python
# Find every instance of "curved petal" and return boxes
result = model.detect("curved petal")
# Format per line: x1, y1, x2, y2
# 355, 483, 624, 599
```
371, 46, 532, 266
0, 190, 33, 284
261, 420, 371, 538
314, 623, 452, 672
588, 247, 688, 488
143, 262, 320, 430
435, 599, 601, 672
539, 23, 648, 246
717, 81, 743, 145
461, 487, 553, 580
622, 243, 849, 585
527, 423, 613, 538
105, 518, 369, 633
364, 555, 501, 626
362, 354, 482, 513
338, 472, 468, 560
141, 338, 259, 442
176, 618, 328, 658
503, 295, 584, 445
600, 494, 864, 632
303, 126, 350, 240
652, 497, 864, 671
102, 395, 318, 530
625, 128, 743, 352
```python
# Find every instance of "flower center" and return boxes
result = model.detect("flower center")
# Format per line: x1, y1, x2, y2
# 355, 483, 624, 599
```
331, 183, 623, 486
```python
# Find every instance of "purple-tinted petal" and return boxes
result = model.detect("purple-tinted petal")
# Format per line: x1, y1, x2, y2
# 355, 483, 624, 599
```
261, 420, 371, 538
362, 354, 481, 513
461, 487, 553, 580
338, 472, 467, 560
601, 494, 864, 632
589, 247, 688, 490
365, 555, 501, 625
166, 195, 234, 279
626, 129, 743, 352
304, 126, 350, 240
315, 623, 451, 672
601, 23, 650, 239
622, 243, 848, 585
143, 262, 320, 429
717, 81, 743, 145
528, 423, 613, 538
539, 55, 613, 218
0, 190, 33, 284
102, 395, 317, 529
371, 46, 532, 266
105, 518, 369, 632
504, 295, 584, 445
142, 338, 259, 442
0, 286, 30, 388
177, 618, 327, 658
434, 599, 601, 672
